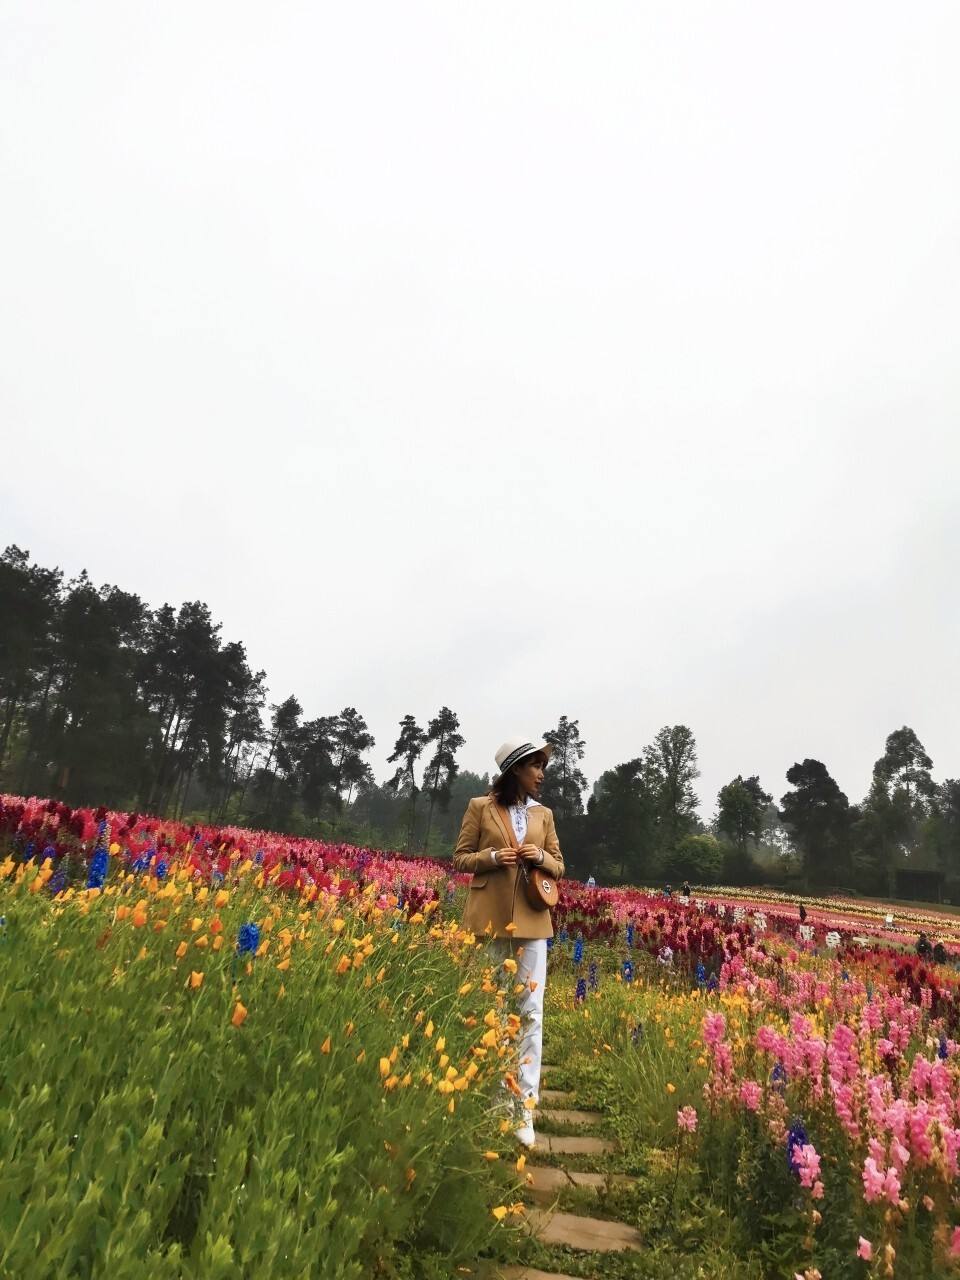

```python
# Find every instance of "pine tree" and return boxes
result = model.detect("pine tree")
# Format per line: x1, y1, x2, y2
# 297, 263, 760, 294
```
540, 716, 588, 820
386, 715, 428, 849
422, 707, 464, 851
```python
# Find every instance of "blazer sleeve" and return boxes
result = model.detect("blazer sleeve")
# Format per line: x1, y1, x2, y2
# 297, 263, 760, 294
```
453, 798, 499, 874
540, 808, 564, 880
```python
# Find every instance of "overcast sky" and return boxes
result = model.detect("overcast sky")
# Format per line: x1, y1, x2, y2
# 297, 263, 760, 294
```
2, 2, 958, 819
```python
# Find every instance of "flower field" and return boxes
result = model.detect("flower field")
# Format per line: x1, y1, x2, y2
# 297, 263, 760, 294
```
3, 794, 960, 1278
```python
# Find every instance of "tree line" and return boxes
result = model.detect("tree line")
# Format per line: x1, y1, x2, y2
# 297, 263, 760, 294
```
2, 546, 957, 897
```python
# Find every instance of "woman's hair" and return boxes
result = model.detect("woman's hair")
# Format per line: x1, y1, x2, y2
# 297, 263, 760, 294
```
490, 752, 548, 808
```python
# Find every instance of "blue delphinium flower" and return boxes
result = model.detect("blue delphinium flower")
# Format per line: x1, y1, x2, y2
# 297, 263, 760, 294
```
546, 936, 554, 951
155, 859, 168, 881
254, 850, 264, 866
48, 866, 68, 896
86, 820, 109, 889
695, 961, 707, 987
573, 936, 584, 966
626, 923, 635, 949
211, 869, 225, 887
786, 1119, 808, 1176
706, 971, 719, 993
622, 959, 634, 984
42, 845, 56, 862
939, 1034, 949, 1061
86, 847, 109, 890
588, 962, 598, 990
237, 922, 261, 955
771, 1061, 788, 1090
574, 977, 587, 1003
559, 926, 569, 944
25, 841, 36, 861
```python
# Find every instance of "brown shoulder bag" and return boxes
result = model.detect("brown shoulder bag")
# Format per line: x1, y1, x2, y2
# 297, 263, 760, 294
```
520, 860, 557, 912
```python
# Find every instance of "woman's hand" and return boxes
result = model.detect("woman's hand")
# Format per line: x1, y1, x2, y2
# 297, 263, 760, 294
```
495, 846, 518, 865
518, 843, 543, 864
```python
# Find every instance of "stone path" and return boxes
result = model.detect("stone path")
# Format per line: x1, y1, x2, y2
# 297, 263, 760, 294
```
493, 1064, 642, 1277
537, 1107, 603, 1127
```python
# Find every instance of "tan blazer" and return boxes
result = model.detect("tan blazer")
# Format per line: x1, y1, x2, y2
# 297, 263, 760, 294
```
453, 795, 564, 939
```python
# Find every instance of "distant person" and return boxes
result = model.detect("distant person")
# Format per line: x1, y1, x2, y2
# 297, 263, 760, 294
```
885, 912, 894, 929
681, 880, 691, 899
933, 940, 947, 965
585, 874, 596, 888
798, 902, 807, 924
664, 883, 672, 899
916, 932, 932, 959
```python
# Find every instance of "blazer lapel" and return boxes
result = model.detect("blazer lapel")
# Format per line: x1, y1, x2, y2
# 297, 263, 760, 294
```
525, 805, 545, 846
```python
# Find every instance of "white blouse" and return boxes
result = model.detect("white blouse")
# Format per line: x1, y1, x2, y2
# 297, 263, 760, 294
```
491, 795, 542, 865
509, 794, 540, 844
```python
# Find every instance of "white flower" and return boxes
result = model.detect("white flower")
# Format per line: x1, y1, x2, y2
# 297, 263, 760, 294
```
825, 931, 841, 949
753, 912, 767, 933
798, 924, 814, 943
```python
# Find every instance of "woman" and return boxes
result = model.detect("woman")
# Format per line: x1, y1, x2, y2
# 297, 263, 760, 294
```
453, 737, 565, 1148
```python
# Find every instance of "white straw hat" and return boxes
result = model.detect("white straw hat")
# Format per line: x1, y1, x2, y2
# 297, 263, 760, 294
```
493, 737, 553, 783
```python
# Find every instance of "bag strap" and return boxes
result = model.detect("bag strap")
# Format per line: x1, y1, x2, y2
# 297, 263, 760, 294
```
490, 801, 519, 850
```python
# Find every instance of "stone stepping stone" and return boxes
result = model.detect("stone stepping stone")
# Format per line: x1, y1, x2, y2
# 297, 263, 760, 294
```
526, 1208, 642, 1252
537, 1107, 603, 1127
538, 1088, 575, 1105
498, 1268, 584, 1280
526, 1164, 636, 1203
499, 1268, 584, 1280
540, 1133, 616, 1156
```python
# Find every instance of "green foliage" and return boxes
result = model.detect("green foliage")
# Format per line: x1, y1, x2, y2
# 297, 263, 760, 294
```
716, 775, 772, 852
660, 833, 724, 885
0, 876, 510, 1278
781, 759, 852, 889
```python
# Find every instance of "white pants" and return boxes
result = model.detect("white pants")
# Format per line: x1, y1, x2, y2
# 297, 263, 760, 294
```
489, 937, 547, 1104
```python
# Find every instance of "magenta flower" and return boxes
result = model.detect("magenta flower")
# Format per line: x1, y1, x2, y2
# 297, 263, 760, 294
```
857, 1237, 873, 1260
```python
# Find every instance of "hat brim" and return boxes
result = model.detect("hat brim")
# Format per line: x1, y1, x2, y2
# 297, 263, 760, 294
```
493, 742, 553, 785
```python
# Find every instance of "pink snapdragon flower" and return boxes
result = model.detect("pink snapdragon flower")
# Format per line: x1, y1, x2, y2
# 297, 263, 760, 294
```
795, 1143, 821, 1190
677, 1106, 698, 1132
862, 1156, 885, 1202
857, 1237, 873, 1260
739, 1080, 762, 1112
702, 1012, 727, 1046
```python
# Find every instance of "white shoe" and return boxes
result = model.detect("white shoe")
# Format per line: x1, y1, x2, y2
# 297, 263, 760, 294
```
488, 1090, 516, 1122
515, 1121, 537, 1148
